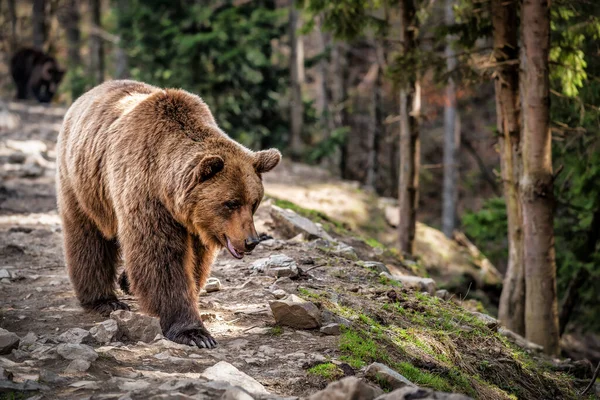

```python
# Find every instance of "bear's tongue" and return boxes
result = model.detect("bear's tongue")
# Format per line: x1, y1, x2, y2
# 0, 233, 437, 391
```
225, 237, 244, 259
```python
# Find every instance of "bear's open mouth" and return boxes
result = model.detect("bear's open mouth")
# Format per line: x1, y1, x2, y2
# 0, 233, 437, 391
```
225, 236, 244, 259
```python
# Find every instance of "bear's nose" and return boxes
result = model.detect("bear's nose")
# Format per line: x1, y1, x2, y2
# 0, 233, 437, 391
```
244, 236, 260, 252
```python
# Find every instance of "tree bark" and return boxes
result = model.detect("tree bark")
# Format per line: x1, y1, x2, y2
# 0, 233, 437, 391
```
521, 0, 559, 355
89, 0, 104, 85
32, 0, 46, 50
114, 0, 130, 79
492, 0, 526, 336
331, 42, 347, 175
397, 0, 420, 255
314, 17, 330, 132
442, 0, 459, 237
289, 0, 304, 160
7, 0, 17, 51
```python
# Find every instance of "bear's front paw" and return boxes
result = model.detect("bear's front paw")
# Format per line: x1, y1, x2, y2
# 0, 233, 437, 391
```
167, 325, 217, 349
84, 299, 130, 317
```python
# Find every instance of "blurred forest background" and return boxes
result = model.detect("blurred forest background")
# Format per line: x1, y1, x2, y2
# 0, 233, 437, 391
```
0, 0, 598, 355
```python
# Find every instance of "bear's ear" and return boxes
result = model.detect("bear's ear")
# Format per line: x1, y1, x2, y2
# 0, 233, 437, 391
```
253, 149, 281, 173
197, 154, 225, 181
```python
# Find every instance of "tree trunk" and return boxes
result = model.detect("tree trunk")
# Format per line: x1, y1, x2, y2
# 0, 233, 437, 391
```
289, 0, 304, 160
7, 0, 17, 51
314, 17, 330, 132
89, 0, 104, 85
365, 62, 381, 190
521, 0, 559, 355
442, 0, 459, 237
32, 0, 46, 50
114, 0, 130, 79
397, 0, 420, 255
492, 0, 526, 336
331, 42, 347, 175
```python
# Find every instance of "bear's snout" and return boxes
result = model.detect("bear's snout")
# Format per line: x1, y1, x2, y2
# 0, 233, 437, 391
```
244, 236, 261, 252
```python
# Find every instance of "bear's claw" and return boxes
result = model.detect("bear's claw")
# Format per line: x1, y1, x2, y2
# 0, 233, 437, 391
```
85, 299, 131, 317
169, 327, 218, 349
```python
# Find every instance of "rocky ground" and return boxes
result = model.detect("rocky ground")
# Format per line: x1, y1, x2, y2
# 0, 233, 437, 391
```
0, 101, 598, 400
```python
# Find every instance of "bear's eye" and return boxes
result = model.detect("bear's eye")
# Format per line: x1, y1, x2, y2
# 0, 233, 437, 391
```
224, 200, 241, 211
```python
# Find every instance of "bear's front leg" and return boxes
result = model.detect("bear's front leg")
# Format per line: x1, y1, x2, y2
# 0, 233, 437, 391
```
120, 203, 217, 348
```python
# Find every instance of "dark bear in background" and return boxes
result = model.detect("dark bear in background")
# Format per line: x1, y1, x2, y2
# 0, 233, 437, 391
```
10, 48, 65, 103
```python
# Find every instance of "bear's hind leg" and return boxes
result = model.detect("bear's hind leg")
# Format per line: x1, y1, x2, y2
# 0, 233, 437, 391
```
61, 202, 129, 316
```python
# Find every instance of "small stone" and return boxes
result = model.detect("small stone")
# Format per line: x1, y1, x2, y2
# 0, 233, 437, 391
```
39, 369, 67, 384
201, 361, 269, 395
375, 386, 472, 399
320, 323, 342, 336
110, 310, 162, 343
0, 269, 11, 279
65, 359, 91, 373
435, 290, 451, 301
205, 277, 222, 293
269, 294, 321, 329
331, 243, 358, 260
308, 376, 382, 400
271, 289, 287, 299
90, 319, 119, 344
56, 343, 98, 362
251, 254, 299, 278
366, 362, 416, 390
469, 312, 499, 330
363, 262, 390, 274
0, 328, 20, 355
8, 153, 26, 164
0, 366, 13, 381
57, 328, 92, 344
19, 332, 37, 348
379, 272, 436, 295
321, 310, 352, 327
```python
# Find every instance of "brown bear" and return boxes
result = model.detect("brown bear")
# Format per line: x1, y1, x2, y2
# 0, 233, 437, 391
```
56, 80, 281, 348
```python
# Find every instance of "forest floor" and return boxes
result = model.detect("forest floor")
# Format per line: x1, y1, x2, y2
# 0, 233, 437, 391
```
0, 101, 597, 399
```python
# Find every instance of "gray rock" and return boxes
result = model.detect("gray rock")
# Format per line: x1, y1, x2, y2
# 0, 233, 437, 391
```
0, 380, 49, 392
366, 362, 416, 390
90, 319, 119, 344
7, 152, 26, 164
57, 327, 92, 344
0, 328, 20, 355
39, 369, 67, 384
435, 290, 451, 301
110, 310, 162, 343
320, 324, 342, 336
271, 289, 288, 299
321, 310, 351, 327
269, 294, 321, 329
379, 272, 436, 295
271, 205, 333, 241
221, 387, 255, 400
375, 386, 472, 399
19, 332, 38, 349
0, 269, 10, 279
0, 366, 13, 381
331, 243, 358, 260
363, 262, 391, 274
56, 343, 98, 362
201, 361, 269, 395
469, 312, 499, 330
205, 277, 222, 293
251, 254, 299, 278
65, 359, 91, 373
308, 376, 382, 400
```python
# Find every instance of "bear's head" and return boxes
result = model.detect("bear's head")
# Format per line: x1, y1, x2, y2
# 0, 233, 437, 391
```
181, 148, 281, 259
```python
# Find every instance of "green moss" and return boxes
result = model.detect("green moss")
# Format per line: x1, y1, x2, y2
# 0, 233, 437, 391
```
307, 362, 343, 380
365, 237, 385, 249
339, 328, 381, 368
379, 275, 402, 287
298, 287, 322, 300
394, 362, 453, 392
0, 393, 28, 400
269, 326, 283, 336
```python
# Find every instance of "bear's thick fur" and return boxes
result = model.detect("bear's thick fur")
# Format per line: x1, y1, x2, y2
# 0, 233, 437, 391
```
56, 80, 281, 348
